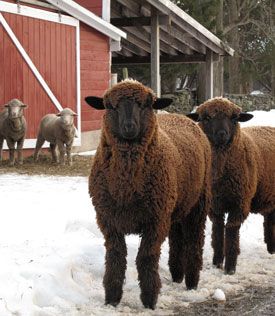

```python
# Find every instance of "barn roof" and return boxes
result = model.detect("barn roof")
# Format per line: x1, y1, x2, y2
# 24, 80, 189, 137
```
46, 0, 126, 44
111, 0, 234, 64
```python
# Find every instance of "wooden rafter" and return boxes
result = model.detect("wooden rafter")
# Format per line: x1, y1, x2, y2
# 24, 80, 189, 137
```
112, 54, 206, 65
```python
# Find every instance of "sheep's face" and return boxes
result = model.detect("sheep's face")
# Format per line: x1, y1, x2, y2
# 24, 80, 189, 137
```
5, 99, 27, 120
85, 81, 173, 142
199, 113, 239, 147
57, 108, 77, 129
107, 96, 154, 141
187, 98, 253, 148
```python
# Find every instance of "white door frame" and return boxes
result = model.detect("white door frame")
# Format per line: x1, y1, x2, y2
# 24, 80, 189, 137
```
0, 1, 81, 148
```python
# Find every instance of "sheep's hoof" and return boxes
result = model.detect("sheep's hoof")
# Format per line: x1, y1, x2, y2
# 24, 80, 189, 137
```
172, 277, 183, 284
224, 268, 236, 275
213, 263, 223, 269
186, 286, 197, 291
18, 161, 23, 165
105, 300, 120, 307
141, 293, 157, 310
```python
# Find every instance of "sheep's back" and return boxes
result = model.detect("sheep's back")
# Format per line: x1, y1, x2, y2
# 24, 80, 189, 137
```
157, 113, 211, 211
242, 126, 275, 213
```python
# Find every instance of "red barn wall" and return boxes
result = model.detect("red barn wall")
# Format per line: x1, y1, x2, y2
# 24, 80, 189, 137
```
76, 0, 109, 132
1, 0, 110, 139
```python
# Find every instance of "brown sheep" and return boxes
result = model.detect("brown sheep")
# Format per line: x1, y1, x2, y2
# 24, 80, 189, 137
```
0, 99, 27, 166
85, 80, 211, 310
187, 97, 275, 275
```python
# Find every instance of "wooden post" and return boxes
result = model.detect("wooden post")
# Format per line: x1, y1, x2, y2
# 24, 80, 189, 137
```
122, 67, 128, 79
151, 7, 160, 97
205, 48, 214, 100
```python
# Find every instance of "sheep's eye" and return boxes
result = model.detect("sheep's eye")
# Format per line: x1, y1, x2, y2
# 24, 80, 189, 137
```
231, 115, 238, 124
203, 116, 211, 122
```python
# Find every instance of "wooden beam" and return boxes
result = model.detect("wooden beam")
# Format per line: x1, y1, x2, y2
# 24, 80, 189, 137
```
151, 8, 160, 97
19, 0, 57, 10
113, 0, 206, 54
146, 0, 234, 56
111, 15, 170, 27
126, 33, 151, 53
121, 38, 148, 56
205, 49, 214, 100
112, 54, 206, 64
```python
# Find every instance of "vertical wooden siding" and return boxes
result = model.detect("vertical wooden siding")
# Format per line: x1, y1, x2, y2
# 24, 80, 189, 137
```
80, 24, 110, 132
75, 0, 103, 17
0, 12, 77, 138
76, 0, 110, 131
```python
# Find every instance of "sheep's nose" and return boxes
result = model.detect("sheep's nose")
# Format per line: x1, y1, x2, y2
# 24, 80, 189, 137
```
124, 122, 135, 133
216, 130, 227, 138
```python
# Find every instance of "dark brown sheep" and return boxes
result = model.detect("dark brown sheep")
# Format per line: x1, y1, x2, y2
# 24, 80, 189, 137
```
85, 80, 211, 310
0, 99, 27, 166
187, 97, 275, 275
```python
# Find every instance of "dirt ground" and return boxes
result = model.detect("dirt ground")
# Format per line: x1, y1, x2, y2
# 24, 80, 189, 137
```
174, 286, 275, 316
0, 153, 274, 315
0, 154, 93, 177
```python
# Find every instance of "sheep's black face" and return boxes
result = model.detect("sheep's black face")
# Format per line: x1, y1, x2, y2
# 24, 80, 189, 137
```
200, 114, 237, 148
111, 98, 145, 141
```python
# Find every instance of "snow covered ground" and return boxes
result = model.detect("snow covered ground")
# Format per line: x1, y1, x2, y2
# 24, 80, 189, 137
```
0, 110, 274, 316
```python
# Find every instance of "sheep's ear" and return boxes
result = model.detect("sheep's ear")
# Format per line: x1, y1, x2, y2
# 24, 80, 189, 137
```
152, 98, 173, 109
85, 96, 105, 110
186, 113, 200, 122
56, 113, 61, 117
4, 104, 9, 108
21, 104, 28, 108
238, 112, 253, 122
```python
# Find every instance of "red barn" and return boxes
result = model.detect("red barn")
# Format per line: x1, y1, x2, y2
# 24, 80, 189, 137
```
0, 0, 125, 153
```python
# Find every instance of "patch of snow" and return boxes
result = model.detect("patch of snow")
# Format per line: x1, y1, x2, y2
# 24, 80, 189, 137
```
213, 288, 226, 301
241, 109, 275, 128
73, 150, 97, 156
0, 110, 274, 315
0, 173, 274, 315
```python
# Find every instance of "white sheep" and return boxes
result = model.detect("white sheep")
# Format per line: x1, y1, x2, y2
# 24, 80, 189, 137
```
0, 99, 27, 166
34, 108, 77, 165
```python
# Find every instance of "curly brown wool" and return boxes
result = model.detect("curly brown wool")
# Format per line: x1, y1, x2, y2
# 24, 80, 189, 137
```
87, 80, 212, 309
192, 97, 275, 275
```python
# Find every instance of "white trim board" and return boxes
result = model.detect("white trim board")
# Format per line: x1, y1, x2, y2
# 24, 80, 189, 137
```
0, 0, 78, 26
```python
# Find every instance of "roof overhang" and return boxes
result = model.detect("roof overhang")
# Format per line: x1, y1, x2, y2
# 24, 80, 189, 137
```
148, 0, 234, 56
47, 0, 126, 50
111, 0, 234, 65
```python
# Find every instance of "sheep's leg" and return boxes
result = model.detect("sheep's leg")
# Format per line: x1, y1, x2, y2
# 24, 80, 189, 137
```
34, 134, 45, 162
6, 138, 16, 166
211, 213, 225, 269
57, 140, 65, 165
65, 142, 73, 166
264, 211, 275, 254
0, 137, 3, 162
103, 232, 127, 307
168, 221, 185, 283
136, 227, 165, 309
50, 143, 58, 163
181, 195, 207, 290
224, 214, 241, 275
17, 137, 25, 165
